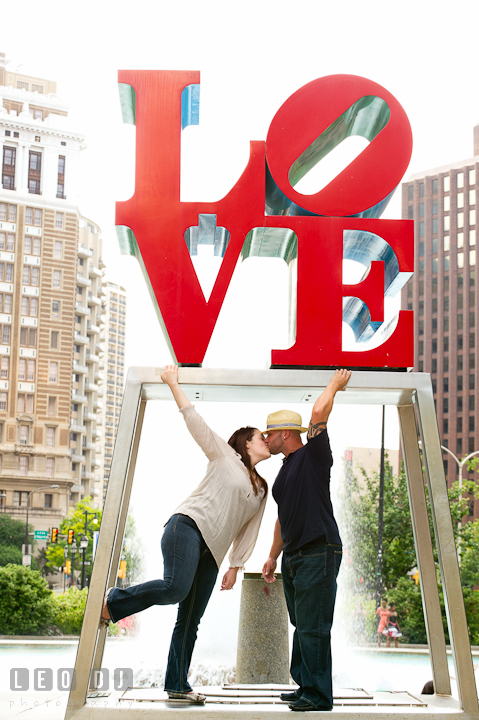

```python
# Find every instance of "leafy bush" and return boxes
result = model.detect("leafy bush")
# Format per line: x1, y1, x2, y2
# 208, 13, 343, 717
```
52, 587, 88, 634
0, 564, 54, 635
0, 545, 22, 567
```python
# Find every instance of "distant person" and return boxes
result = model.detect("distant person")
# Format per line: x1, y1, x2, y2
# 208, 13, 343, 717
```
385, 602, 402, 648
421, 680, 434, 694
262, 369, 351, 712
100, 365, 270, 703
376, 598, 389, 646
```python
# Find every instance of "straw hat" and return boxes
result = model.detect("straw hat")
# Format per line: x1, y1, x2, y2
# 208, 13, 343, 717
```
263, 410, 308, 435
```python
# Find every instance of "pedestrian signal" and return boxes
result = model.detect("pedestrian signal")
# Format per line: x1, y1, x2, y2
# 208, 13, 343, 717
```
67, 529, 74, 544
51, 528, 58, 544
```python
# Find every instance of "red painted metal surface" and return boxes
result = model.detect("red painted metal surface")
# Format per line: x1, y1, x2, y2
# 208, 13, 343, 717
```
116, 70, 414, 368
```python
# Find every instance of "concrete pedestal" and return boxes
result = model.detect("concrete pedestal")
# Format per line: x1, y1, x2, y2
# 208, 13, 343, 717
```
236, 572, 289, 684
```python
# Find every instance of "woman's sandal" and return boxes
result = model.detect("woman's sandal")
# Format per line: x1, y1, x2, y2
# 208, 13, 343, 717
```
100, 588, 114, 628
167, 692, 206, 703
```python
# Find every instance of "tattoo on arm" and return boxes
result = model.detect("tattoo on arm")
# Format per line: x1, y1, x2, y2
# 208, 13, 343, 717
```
308, 420, 327, 438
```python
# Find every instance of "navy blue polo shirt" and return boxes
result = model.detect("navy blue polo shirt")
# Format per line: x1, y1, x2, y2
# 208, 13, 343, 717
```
272, 430, 342, 552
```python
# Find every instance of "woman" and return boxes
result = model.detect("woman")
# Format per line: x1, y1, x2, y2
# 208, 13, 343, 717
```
384, 602, 402, 648
376, 598, 389, 647
101, 365, 270, 702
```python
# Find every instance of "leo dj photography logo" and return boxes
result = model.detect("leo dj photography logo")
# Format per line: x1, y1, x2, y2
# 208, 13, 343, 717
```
10, 667, 133, 692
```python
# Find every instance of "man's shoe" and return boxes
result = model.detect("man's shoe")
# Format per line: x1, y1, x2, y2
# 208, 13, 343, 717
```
281, 692, 300, 702
289, 698, 332, 712
167, 692, 206, 703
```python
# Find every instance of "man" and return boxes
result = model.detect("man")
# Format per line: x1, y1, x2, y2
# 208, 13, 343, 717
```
262, 369, 351, 712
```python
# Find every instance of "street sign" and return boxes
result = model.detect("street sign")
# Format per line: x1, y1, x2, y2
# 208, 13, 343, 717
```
22, 555, 31, 566
34, 530, 48, 540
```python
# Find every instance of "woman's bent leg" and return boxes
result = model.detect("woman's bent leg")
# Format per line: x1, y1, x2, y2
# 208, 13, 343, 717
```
107, 515, 202, 623
164, 542, 218, 693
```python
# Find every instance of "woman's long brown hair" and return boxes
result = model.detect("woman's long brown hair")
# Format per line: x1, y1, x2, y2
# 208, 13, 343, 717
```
228, 427, 268, 496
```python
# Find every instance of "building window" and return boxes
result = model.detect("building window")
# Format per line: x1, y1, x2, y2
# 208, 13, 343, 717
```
444, 176, 450, 193
50, 331, 59, 350
444, 216, 450, 232
28, 152, 42, 195
46, 461, 54, 480
17, 393, 34, 413
49, 362, 58, 383
2, 146, 16, 190
458, 213, 464, 229
432, 179, 438, 194
444, 317, 449, 331
458, 315, 463, 330
46, 427, 55, 447
470, 353, 475, 369
458, 417, 463, 433
443, 419, 448, 434
54, 240, 63, 258
458, 192, 464, 209
52, 301, 60, 319
457, 438, 463, 456
443, 377, 448, 393
2, 325, 10, 345
55, 213, 63, 230
44, 490, 53, 505
471, 230, 476, 246
457, 172, 464, 189
470, 333, 475, 348
0, 392, 7, 411
470, 395, 475, 411
470, 250, 476, 266
432, 338, 437, 353
444, 337, 449, 352
57, 156, 65, 199
444, 196, 450, 212
458, 355, 463, 371
419, 202, 424, 218
53, 270, 61, 288
19, 425, 29, 445
14, 488, 28, 504
419, 182, 424, 198
0, 356, 8, 379
19, 327, 36, 347
443, 398, 449, 414
433, 218, 438, 235
419, 222, 424, 237
444, 256, 450, 271
444, 357, 449, 372
48, 396, 57, 416
458, 232, 464, 249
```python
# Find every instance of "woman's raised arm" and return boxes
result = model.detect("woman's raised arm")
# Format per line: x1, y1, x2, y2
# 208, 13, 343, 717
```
161, 365, 191, 409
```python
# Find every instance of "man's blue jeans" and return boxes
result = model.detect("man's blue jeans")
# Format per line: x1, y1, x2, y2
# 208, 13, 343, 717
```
107, 514, 218, 693
282, 541, 342, 710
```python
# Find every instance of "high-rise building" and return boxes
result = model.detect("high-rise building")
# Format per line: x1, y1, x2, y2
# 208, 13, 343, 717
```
0, 53, 107, 540
401, 127, 479, 519
98, 282, 126, 502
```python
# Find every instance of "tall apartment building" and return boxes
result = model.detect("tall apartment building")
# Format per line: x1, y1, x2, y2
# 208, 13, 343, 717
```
401, 126, 479, 520
98, 282, 126, 503
0, 54, 107, 537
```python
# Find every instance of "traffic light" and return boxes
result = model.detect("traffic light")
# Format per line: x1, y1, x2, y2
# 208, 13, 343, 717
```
51, 528, 58, 544
67, 529, 74, 544
64, 560, 71, 574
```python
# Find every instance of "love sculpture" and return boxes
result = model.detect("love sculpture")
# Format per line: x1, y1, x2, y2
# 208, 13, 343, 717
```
116, 72, 414, 368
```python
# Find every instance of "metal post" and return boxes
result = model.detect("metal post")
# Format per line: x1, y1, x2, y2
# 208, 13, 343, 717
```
398, 404, 451, 695
376, 405, 385, 605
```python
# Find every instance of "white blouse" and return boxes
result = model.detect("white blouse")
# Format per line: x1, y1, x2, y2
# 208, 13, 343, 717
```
173, 405, 267, 570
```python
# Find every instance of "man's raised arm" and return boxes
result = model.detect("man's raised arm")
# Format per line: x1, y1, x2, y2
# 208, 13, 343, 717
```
308, 369, 351, 439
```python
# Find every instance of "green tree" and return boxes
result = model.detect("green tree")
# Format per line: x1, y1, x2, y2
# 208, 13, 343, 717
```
341, 459, 479, 595
0, 565, 54, 635
45, 497, 102, 582
0, 514, 40, 569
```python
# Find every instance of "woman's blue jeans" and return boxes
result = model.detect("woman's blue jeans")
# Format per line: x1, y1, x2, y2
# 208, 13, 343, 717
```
106, 514, 218, 693
282, 541, 342, 710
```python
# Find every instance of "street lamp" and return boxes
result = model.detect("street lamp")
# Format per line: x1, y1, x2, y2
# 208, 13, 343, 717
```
23, 484, 60, 565
418, 441, 479, 562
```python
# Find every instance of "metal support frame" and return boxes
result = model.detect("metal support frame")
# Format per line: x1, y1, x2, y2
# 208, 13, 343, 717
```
64, 368, 478, 719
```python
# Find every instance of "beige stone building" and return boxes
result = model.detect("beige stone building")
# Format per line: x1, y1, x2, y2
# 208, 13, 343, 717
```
98, 282, 127, 503
0, 53, 110, 551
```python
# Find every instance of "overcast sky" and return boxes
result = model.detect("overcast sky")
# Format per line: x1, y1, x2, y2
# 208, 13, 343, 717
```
3, 0, 478, 665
